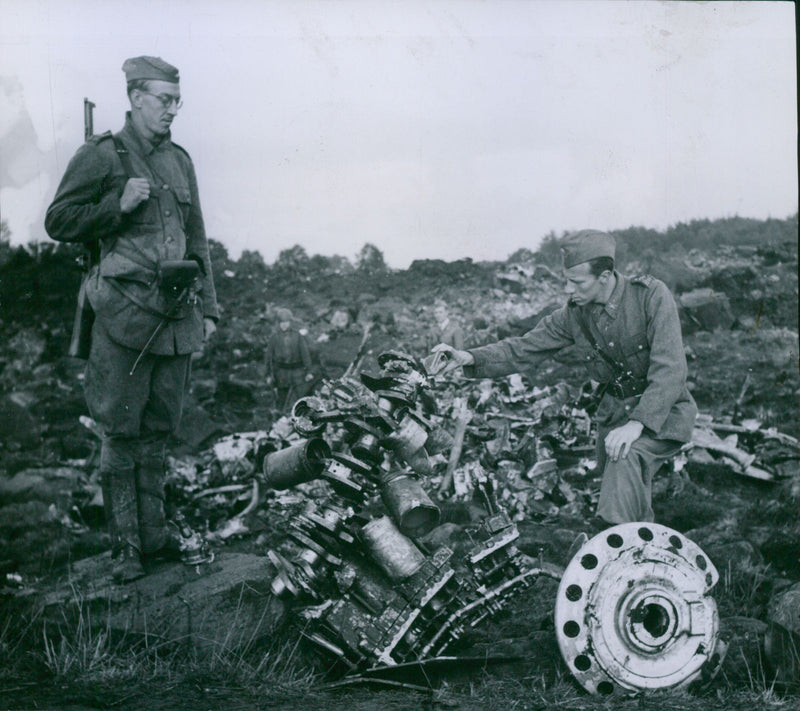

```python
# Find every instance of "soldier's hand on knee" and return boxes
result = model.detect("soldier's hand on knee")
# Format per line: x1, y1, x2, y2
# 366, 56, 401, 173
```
203, 317, 217, 341
604, 420, 644, 461
120, 178, 151, 213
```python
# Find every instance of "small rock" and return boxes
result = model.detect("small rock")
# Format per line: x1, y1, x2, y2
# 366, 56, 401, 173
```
0, 467, 82, 507
718, 616, 768, 684
706, 540, 764, 573
0, 396, 42, 448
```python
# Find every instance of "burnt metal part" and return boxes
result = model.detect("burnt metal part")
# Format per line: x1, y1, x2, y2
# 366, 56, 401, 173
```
291, 396, 327, 436
379, 471, 440, 538
262, 438, 331, 490
262, 352, 567, 674
555, 522, 725, 696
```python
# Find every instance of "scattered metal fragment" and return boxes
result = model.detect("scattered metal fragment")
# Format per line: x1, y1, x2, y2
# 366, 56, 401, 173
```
555, 522, 725, 696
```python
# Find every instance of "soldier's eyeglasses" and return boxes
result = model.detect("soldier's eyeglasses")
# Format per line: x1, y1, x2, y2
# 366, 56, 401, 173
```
143, 92, 183, 110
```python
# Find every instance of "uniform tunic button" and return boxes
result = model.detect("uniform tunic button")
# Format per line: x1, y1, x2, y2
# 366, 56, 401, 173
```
609, 341, 614, 347
638, 345, 643, 349
165, 210, 171, 216
162, 184, 169, 190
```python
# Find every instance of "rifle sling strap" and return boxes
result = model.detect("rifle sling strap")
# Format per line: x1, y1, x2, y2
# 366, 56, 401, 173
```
110, 134, 135, 179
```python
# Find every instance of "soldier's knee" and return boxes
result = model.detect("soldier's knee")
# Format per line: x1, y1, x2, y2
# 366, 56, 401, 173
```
100, 436, 138, 471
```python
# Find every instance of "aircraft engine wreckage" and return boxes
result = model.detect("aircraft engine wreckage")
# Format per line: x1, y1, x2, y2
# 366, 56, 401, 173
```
259, 350, 724, 691
555, 522, 726, 695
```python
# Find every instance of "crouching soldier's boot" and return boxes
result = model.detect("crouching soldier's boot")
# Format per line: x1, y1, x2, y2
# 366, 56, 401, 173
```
137, 434, 181, 561
102, 437, 146, 583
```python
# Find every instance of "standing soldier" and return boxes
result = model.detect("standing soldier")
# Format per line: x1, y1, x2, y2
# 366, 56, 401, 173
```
45, 56, 219, 582
266, 309, 314, 411
432, 230, 696, 527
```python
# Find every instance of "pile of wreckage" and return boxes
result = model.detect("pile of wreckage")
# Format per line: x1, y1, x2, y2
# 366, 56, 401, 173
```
2, 341, 797, 694
154, 350, 800, 694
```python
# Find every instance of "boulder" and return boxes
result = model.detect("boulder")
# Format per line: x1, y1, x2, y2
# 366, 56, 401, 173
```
0, 395, 42, 448
679, 288, 735, 333
718, 616, 768, 684
705, 540, 764, 574
0, 467, 83, 507
765, 582, 800, 686
39, 552, 286, 654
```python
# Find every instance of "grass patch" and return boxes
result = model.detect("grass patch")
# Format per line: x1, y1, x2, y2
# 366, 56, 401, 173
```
0, 592, 315, 707
716, 559, 774, 619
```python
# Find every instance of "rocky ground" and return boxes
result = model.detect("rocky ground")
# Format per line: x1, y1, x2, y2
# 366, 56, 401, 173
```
0, 222, 798, 710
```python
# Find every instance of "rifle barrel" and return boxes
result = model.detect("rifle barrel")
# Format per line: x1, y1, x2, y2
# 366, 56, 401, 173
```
83, 98, 96, 142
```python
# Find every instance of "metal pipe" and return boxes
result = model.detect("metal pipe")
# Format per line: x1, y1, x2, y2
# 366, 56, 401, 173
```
262, 438, 331, 490
380, 471, 440, 538
361, 516, 426, 581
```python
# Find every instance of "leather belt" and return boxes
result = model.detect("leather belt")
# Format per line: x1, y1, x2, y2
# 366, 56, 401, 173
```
607, 378, 647, 400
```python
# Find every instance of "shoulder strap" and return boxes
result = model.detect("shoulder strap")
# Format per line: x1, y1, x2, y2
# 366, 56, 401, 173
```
630, 274, 655, 287
110, 134, 135, 179
571, 305, 627, 378
170, 140, 192, 161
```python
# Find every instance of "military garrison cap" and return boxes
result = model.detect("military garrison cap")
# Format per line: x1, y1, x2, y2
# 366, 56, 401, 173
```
122, 56, 179, 83
561, 229, 616, 268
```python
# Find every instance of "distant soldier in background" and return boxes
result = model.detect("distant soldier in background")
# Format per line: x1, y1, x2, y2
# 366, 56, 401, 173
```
45, 56, 219, 583
266, 309, 314, 410
431, 230, 696, 527
431, 300, 465, 351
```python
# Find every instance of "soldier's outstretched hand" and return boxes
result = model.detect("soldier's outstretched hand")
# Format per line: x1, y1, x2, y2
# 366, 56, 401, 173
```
428, 343, 474, 376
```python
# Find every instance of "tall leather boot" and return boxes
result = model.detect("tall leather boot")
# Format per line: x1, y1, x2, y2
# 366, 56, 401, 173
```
100, 470, 120, 559
101, 437, 145, 583
137, 435, 168, 556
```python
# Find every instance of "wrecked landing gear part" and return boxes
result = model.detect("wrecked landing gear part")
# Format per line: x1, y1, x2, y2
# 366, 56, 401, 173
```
555, 522, 725, 696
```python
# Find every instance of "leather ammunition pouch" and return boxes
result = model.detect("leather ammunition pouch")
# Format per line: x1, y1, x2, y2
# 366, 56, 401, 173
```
157, 259, 200, 297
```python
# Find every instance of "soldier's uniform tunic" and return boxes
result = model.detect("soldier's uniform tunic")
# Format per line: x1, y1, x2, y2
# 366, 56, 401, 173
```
465, 272, 696, 523
45, 113, 218, 554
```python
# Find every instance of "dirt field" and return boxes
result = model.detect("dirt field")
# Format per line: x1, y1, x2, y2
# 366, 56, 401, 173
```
1, 221, 798, 710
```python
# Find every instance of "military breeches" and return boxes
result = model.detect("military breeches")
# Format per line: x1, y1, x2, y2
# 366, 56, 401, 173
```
274, 366, 310, 410
595, 427, 682, 525
87, 320, 189, 554
85, 319, 191, 438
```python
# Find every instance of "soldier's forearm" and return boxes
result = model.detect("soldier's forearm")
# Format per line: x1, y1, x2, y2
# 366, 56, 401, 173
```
46, 190, 124, 243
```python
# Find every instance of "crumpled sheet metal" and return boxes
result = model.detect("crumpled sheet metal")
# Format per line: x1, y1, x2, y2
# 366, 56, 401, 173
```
555, 522, 725, 696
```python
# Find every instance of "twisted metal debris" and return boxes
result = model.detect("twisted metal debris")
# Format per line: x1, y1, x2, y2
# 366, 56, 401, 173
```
261, 351, 562, 673
253, 350, 726, 691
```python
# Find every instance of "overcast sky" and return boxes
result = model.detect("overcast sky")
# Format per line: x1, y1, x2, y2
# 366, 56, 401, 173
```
0, 0, 796, 267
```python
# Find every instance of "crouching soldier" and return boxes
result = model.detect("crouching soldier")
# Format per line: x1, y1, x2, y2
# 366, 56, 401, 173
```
431, 230, 696, 527
45, 56, 219, 582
